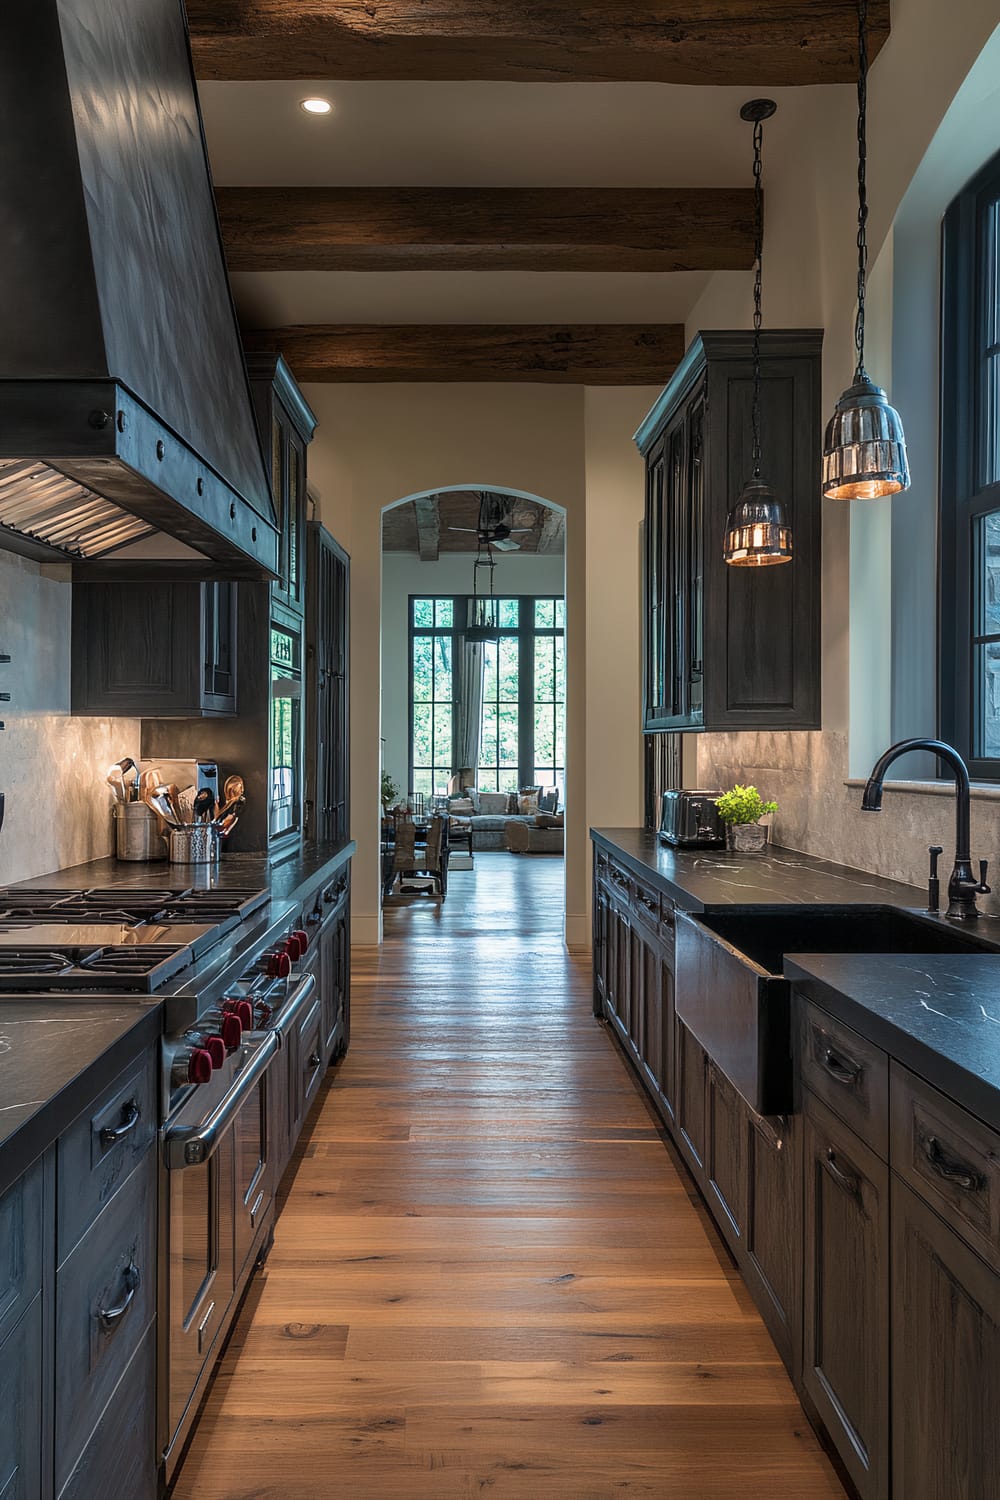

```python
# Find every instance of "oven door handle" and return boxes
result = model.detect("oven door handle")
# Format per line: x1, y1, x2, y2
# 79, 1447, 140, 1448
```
164, 1032, 279, 1171
274, 970, 318, 1045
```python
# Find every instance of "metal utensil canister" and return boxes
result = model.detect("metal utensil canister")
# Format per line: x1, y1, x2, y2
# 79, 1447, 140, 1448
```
114, 802, 164, 861
167, 825, 220, 865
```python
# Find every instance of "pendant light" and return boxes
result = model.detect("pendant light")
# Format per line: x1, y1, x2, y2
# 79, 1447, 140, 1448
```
464, 542, 501, 643
724, 99, 793, 567
821, 0, 909, 499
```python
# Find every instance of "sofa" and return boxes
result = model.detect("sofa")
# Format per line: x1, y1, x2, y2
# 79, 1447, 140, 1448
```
504, 815, 564, 854
448, 787, 561, 852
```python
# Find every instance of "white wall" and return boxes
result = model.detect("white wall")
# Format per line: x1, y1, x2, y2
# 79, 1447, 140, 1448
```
0, 553, 141, 883
305, 382, 657, 945
380, 548, 566, 799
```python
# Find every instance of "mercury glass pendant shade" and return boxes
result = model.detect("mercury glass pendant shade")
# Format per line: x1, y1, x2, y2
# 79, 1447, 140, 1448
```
821, 373, 910, 499
722, 478, 793, 566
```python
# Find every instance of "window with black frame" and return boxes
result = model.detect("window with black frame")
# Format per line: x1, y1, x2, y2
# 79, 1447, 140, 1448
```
409, 594, 565, 800
941, 148, 1000, 777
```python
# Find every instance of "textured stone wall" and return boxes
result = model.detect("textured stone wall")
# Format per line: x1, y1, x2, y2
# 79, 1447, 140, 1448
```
697, 728, 1000, 916
0, 552, 141, 884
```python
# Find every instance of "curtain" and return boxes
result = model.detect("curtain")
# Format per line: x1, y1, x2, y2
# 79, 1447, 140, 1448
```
453, 634, 484, 778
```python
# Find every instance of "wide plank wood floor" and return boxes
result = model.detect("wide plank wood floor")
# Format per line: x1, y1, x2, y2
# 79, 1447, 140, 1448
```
173, 853, 844, 1499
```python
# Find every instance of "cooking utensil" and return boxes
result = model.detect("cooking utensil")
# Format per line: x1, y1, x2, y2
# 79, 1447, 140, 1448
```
193, 788, 215, 824
212, 794, 245, 828
106, 764, 126, 804
144, 785, 183, 828
223, 774, 244, 805
166, 784, 185, 825
216, 812, 240, 838
139, 767, 161, 802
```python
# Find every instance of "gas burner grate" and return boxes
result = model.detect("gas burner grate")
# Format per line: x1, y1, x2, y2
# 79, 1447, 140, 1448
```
0, 942, 193, 993
80, 945, 183, 973
0, 951, 77, 974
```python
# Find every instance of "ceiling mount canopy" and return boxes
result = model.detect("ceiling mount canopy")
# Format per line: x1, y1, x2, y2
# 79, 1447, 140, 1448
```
822, 0, 910, 501
724, 99, 793, 568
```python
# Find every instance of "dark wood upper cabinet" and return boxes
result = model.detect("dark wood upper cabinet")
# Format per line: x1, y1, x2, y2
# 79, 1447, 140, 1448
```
246, 353, 318, 618
73, 579, 238, 718
635, 330, 823, 733
306, 523, 350, 848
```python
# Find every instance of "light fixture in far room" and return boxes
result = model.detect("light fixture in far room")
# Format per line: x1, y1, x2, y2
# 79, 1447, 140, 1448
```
300, 96, 333, 115
723, 98, 793, 567
464, 543, 501, 643
822, 0, 909, 500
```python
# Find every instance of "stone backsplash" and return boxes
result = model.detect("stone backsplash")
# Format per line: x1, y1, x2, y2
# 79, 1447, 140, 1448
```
0, 552, 141, 885
696, 729, 1000, 916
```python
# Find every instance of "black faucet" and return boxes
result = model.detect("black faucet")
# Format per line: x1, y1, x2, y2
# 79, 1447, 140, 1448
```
861, 738, 991, 920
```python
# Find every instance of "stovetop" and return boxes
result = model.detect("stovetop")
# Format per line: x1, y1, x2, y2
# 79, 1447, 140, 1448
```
0, 885, 271, 993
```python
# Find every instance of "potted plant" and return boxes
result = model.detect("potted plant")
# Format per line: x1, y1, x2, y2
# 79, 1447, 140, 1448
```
381, 771, 400, 813
714, 784, 778, 853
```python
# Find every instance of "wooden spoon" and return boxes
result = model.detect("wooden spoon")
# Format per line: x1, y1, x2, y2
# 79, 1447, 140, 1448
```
223, 774, 244, 805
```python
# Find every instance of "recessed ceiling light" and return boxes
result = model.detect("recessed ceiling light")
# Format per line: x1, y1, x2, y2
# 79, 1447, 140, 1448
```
300, 97, 333, 115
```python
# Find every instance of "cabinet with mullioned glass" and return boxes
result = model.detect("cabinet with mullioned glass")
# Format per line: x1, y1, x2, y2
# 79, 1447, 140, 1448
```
636, 330, 823, 733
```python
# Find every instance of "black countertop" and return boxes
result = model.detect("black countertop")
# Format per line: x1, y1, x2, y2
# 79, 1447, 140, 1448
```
591, 827, 929, 910
0, 1001, 162, 1196
786, 953, 1000, 1134
594, 827, 1000, 1129
0, 840, 354, 1196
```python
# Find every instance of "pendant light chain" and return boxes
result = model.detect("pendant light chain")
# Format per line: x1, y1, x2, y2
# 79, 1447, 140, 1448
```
854, 0, 869, 379
751, 114, 764, 479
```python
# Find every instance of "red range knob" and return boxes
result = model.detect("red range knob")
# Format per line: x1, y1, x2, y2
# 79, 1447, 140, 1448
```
234, 999, 254, 1030
220, 1014, 243, 1050
291, 928, 309, 954
202, 1035, 226, 1069
187, 1048, 213, 1085
267, 950, 291, 979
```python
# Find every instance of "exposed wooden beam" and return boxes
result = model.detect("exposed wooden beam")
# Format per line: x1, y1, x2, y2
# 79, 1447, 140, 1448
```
242, 324, 684, 384
536, 509, 565, 555
216, 187, 755, 274
414, 496, 440, 560
188, 1, 889, 84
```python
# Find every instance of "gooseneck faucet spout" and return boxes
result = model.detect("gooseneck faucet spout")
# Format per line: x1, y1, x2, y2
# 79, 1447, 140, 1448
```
861, 738, 990, 919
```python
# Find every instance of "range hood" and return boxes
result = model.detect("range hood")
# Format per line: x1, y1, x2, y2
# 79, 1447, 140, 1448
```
0, 0, 278, 578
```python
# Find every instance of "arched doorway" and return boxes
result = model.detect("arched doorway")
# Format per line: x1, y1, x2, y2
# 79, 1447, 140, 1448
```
380, 485, 567, 918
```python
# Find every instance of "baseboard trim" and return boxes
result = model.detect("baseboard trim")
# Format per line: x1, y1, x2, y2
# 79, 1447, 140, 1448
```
564, 912, 591, 950
351, 912, 383, 946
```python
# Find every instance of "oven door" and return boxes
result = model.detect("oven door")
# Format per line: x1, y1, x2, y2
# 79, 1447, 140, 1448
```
162, 1033, 278, 1480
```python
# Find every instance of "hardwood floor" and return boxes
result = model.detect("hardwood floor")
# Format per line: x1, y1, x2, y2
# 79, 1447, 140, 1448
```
173, 853, 844, 1499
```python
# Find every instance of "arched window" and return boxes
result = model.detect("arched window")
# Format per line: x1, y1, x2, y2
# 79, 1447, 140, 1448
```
941, 146, 1000, 776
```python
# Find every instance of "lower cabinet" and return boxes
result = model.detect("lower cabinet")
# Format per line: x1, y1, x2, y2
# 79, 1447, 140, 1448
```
890, 1178, 1000, 1500
58, 1325, 157, 1500
801, 1088, 889, 1500
706, 1060, 747, 1253
743, 1109, 800, 1377
675, 1019, 708, 1181
0, 1292, 43, 1500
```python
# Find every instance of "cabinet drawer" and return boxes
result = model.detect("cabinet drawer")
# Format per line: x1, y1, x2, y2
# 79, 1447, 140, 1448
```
58, 1321, 156, 1500
798, 1001, 888, 1159
630, 876, 661, 929
605, 861, 632, 903
57, 1050, 156, 1261
55, 1148, 156, 1490
0, 1156, 44, 1350
890, 1061, 1000, 1272
297, 996, 324, 1122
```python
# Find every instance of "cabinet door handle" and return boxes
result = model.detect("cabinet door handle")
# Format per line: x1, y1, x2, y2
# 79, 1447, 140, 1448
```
923, 1135, 985, 1193
99, 1098, 141, 1147
98, 1260, 140, 1332
308, 1051, 322, 1069
822, 1148, 860, 1199
639, 893, 658, 914
822, 1046, 862, 1088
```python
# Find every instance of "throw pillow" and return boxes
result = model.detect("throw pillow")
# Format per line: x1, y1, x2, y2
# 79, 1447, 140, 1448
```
449, 797, 475, 815
478, 790, 508, 815
538, 788, 559, 814
518, 790, 540, 815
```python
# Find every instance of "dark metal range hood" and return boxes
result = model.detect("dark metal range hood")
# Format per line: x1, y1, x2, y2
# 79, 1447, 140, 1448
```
0, 0, 278, 578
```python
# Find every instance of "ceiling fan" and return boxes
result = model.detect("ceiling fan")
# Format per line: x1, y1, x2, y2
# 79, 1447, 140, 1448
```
448, 492, 533, 551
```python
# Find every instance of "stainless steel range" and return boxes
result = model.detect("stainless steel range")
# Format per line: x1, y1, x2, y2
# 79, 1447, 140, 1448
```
0, 880, 320, 1487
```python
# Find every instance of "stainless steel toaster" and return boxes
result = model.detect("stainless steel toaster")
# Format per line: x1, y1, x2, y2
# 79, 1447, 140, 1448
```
658, 789, 726, 848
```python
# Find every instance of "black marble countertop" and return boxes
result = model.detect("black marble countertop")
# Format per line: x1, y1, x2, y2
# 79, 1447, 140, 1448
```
591, 827, 929, 911
787, 953, 1000, 1134
0, 840, 354, 1196
0, 1001, 162, 1196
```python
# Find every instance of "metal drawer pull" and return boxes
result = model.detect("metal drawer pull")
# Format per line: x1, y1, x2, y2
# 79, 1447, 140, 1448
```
924, 1135, 985, 1193
308, 1051, 322, 1069
822, 1045, 862, 1087
249, 1190, 265, 1228
98, 1260, 140, 1332
197, 1300, 216, 1355
100, 1098, 141, 1147
822, 1148, 860, 1199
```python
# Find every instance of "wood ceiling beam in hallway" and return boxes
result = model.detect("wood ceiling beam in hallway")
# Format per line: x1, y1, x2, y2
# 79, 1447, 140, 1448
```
172, 855, 844, 1499
188, 0, 888, 83
241, 324, 683, 383
216, 187, 756, 273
